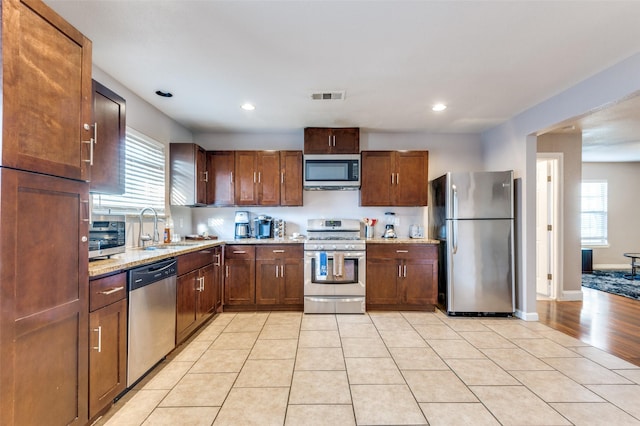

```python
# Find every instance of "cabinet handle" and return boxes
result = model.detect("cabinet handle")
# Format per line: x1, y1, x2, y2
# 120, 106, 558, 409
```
275, 265, 279, 277
332, 135, 336, 146
100, 286, 124, 295
396, 250, 409, 253
404, 265, 407, 277
82, 123, 95, 165
253, 172, 257, 183
93, 326, 102, 353
280, 265, 284, 277
258, 172, 261, 183
398, 264, 402, 278
203, 171, 209, 182
201, 276, 205, 291
328, 135, 332, 147
215, 253, 221, 266
396, 173, 399, 185
230, 171, 234, 183
281, 172, 284, 184
81, 199, 90, 223
391, 173, 395, 184
233, 250, 246, 254
225, 265, 229, 277
272, 249, 285, 253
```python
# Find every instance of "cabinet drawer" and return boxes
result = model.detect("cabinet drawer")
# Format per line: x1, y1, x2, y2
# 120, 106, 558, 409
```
225, 245, 256, 260
367, 244, 437, 260
178, 249, 214, 275
90, 272, 127, 312
256, 244, 303, 260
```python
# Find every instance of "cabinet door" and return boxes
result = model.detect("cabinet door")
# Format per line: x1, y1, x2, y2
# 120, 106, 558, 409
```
256, 259, 280, 305
176, 270, 198, 336
258, 151, 280, 206
360, 151, 393, 206
196, 146, 208, 205
331, 128, 360, 154
90, 80, 125, 194
0, 168, 89, 426
224, 259, 255, 305
198, 264, 216, 317
2, 0, 92, 181
280, 151, 303, 206
402, 259, 438, 306
365, 257, 400, 305
303, 128, 332, 154
281, 259, 304, 305
207, 151, 235, 206
89, 299, 127, 420
395, 151, 428, 206
234, 151, 258, 205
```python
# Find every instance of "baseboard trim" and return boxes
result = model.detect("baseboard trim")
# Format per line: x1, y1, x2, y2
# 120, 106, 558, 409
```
594, 263, 631, 270
515, 310, 539, 321
559, 290, 583, 301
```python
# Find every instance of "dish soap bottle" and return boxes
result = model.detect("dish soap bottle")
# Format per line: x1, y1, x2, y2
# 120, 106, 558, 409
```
164, 217, 173, 243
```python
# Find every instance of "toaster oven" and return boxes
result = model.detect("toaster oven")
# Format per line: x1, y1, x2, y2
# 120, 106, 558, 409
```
89, 215, 126, 259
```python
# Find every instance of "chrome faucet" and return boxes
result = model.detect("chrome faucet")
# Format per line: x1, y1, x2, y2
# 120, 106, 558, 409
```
138, 207, 159, 247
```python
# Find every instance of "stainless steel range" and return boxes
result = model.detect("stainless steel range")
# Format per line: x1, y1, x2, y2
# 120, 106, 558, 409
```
304, 219, 366, 314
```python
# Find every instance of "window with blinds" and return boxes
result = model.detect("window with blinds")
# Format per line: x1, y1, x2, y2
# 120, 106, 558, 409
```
92, 128, 165, 215
581, 180, 607, 246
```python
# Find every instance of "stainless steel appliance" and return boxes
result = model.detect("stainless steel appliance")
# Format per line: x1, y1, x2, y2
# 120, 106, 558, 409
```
234, 211, 251, 239
89, 215, 126, 259
429, 171, 515, 316
303, 154, 360, 190
127, 258, 177, 386
303, 219, 366, 314
254, 215, 273, 239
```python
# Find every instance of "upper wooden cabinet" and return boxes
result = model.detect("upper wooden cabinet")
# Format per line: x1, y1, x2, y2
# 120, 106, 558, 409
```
170, 143, 208, 206
304, 127, 360, 154
360, 151, 429, 206
207, 151, 235, 206
1, 0, 93, 181
90, 80, 126, 194
279, 151, 303, 206
235, 151, 280, 206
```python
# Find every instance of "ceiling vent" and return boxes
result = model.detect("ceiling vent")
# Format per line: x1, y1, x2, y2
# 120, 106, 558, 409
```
310, 91, 345, 101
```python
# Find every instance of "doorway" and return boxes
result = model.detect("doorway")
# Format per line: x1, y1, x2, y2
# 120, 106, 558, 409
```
536, 155, 562, 299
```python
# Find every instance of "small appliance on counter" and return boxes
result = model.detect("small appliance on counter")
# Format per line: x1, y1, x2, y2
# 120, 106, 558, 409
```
89, 215, 126, 260
409, 224, 424, 238
234, 211, 251, 239
254, 215, 273, 239
383, 212, 397, 239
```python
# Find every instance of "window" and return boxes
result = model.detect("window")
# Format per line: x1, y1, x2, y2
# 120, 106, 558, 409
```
92, 128, 165, 215
581, 180, 607, 246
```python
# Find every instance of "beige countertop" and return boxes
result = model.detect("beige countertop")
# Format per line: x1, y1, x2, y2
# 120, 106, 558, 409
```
89, 237, 438, 278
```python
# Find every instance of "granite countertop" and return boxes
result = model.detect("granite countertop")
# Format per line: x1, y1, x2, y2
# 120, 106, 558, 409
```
89, 237, 438, 278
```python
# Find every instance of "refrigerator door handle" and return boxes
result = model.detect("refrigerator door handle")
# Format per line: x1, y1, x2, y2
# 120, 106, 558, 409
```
452, 220, 458, 254
452, 184, 458, 219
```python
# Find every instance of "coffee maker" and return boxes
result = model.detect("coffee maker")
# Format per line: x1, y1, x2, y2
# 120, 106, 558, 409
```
234, 211, 251, 239
254, 215, 273, 239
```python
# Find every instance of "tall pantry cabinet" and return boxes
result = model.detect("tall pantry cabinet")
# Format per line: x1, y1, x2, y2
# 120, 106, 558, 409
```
0, 0, 93, 425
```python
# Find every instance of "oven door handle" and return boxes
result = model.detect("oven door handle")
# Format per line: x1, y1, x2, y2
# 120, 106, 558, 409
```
305, 296, 364, 303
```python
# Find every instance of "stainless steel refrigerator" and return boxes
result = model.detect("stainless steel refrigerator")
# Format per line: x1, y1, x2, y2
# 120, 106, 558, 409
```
429, 171, 515, 315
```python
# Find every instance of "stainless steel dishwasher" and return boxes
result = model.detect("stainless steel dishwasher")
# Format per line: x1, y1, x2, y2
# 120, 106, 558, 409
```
127, 258, 177, 387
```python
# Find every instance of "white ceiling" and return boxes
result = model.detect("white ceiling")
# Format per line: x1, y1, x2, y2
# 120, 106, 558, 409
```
45, 0, 640, 160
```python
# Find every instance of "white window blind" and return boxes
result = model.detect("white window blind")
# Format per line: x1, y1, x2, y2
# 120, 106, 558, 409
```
581, 180, 607, 246
92, 128, 165, 214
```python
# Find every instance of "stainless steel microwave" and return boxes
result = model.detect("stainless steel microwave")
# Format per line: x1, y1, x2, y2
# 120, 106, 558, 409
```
303, 154, 360, 190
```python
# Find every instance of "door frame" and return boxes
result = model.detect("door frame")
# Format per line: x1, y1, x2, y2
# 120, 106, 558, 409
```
536, 153, 563, 300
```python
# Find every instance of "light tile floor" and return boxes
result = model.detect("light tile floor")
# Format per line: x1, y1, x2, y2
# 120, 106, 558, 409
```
96, 311, 640, 426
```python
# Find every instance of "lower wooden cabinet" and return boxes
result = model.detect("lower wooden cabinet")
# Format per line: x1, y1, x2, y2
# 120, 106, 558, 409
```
224, 245, 256, 309
88, 272, 127, 421
366, 244, 438, 310
176, 247, 222, 344
256, 245, 304, 309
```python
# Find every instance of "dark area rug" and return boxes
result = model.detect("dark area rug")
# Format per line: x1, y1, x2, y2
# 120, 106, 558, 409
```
582, 270, 640, 301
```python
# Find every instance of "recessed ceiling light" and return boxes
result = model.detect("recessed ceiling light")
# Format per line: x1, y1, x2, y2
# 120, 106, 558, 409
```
241, 103, 256, 111
155, 90, 173, 98
432, 103, 447, 112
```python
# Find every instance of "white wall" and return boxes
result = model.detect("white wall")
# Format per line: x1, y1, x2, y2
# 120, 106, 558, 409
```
190, 132, 485, 240
583, 162, 640, 268
482, 51, 640, 320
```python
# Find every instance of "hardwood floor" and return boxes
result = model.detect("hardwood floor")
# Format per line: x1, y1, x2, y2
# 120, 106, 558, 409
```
537, 287, 640, 366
